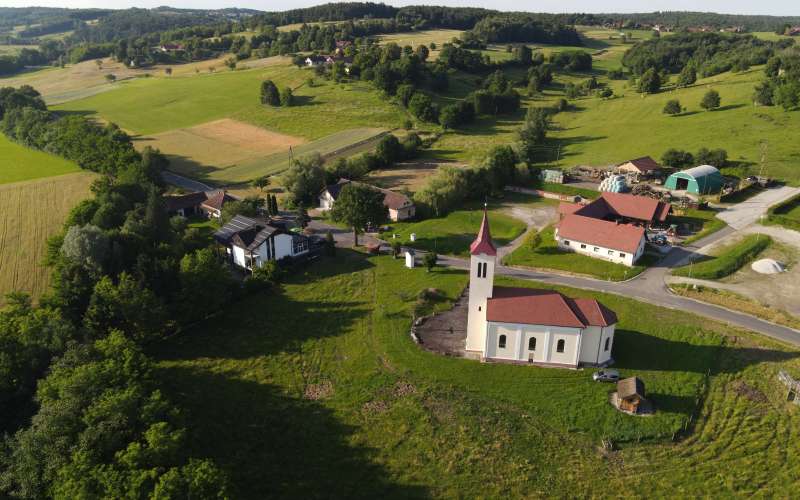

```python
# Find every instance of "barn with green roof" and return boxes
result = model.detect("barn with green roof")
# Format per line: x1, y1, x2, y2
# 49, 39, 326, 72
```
664, 165, 725, 195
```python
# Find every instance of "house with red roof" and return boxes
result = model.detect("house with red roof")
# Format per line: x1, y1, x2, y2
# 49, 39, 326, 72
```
554, 192, 670, 267
319, 179, 416, 221
466, 209, 618, 367
164, 190, 234, 219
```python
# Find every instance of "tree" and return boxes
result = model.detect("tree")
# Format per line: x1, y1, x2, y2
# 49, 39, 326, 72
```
695, 147, 727, 167
83, 272, 166, 343
423, 252, 437, 272
438, 104, 460, 129
517, 106, 550, 166
375, 134, 403, 165
661, 148, 694, 168
296, 204, 310, 229
408, 92, 437, 122
165, 67, 172, 76
279, 86, 293, 106
178, 248, 233, 320
514, 45, 533, 65
60, 224, 109, 275
637, 68, 661, 94
104, 73, 116, 83
390, 240, 402, 258
415, 44, 429, 61
663, 99, 682, 115
252, 175, 270, 191
753, 80, 775, 106
484, 145, 517, 192
330, 183, 388, 246
677, 65, 696, 87
700, 89, 721, 111
260, 80, 280, 106
774, 82, 800, 110
396, 84, 416, 107
281, 154, 326, 207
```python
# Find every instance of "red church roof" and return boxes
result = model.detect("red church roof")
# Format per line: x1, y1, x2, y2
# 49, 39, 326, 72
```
470, 209, 497, 256
487, 287, 617, 328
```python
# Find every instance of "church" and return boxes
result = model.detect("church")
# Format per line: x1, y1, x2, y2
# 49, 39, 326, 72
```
466, 209, 618, 368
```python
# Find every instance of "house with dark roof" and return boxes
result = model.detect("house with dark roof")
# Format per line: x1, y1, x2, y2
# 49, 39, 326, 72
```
319, 179, 416, 222
214, 215, 309, 271
466, 209, 618, 368
164, 190, 234, 219
616, 156, 662, 176
554, 192, 670, 267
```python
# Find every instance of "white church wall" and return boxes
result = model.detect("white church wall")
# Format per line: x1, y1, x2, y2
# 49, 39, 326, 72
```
485, 323, 582, 366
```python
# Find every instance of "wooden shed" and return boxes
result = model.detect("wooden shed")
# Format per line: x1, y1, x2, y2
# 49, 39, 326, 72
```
617, 377, 646, 413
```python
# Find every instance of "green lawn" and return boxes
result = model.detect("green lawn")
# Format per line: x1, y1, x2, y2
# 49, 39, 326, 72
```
0, 133, 81, 184
153, 251, 800, 497
54, 64, 409, 139
673, 234, 772, 280
764, 194, 800, 231
503, 225, 649, 281
388, 206, 526, 257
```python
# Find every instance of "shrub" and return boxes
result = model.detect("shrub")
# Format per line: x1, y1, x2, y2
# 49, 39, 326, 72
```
663, 99, 682, 115
673, 235, 771, 279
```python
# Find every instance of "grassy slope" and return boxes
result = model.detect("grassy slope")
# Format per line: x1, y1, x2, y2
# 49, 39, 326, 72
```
154, 251, 800, 498
389, 206, 526, 257
764, 193, 800, 231
0, 172, 95, 303
503, 225, 648, 281
54, 64, 409, 139
0, 133, 81, 184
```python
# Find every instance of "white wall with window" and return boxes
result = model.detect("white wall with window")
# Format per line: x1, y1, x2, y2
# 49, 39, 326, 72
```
554, 233, 644, 267
484, 323, 583, 366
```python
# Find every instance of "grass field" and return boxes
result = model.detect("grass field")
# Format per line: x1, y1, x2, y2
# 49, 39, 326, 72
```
503, 225, 649, 281
154, 251, 800, 497
377, 29, 464, 60
764, 194, 800, 231
0, 133, 81, 184
389, 205, 527, 257
0, 172, 95, 303
673, 234, 772, 279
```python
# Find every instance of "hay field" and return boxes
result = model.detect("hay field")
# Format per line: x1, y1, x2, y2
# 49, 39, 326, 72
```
377, 29, 464, 60
0, 133, 81, 184
166, 126, 387, 185
0, 172, 95, 303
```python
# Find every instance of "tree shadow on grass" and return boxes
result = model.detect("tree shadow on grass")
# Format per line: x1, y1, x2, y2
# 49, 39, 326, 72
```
156, 367, 429, 499
613, 330, 798, 375
715, 103, 746, 112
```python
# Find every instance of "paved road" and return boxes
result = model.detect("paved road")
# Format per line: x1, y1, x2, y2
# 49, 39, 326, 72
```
161, 171, 214, 192
716, 185, 800, 229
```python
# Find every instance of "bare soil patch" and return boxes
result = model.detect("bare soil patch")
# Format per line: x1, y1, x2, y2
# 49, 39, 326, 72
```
368, 160, 466, 192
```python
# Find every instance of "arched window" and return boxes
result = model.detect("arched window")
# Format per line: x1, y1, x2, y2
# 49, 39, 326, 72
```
528, 337, 536, 351
604, 337, 611, 352
556, 339, 565, 353
498, 335, 506, 349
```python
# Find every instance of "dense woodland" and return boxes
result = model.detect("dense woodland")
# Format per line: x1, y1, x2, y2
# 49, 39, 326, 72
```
0, 87, 252, 497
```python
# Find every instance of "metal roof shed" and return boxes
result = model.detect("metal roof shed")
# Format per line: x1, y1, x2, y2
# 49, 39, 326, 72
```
664, 165, 724, 194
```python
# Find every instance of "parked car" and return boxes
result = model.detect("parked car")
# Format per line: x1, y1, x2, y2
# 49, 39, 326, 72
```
592, 369, 620, 382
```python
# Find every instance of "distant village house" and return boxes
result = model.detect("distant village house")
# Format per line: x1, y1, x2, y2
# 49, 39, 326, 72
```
164, 190, 234, 219
319, 179, 416, 222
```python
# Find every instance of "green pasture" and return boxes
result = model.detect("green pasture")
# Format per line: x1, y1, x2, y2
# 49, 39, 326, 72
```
764, 194, 800, 231
0, 133, 81, 184
154, 250, 800, 497
54, 64, 409, 139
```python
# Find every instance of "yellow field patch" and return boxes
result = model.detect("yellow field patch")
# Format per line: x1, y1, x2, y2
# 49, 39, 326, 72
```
136, 118, 306, 176
0, 172, 95, 304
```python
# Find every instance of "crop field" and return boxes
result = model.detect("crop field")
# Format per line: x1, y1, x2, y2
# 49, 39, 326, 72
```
0, 172, 95, 303
155, 251, 800, 498
0, 133, 81, 184
165, 126, 387, 185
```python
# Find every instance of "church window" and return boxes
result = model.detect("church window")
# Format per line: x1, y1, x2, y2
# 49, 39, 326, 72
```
498, 335, 506, 349
556, 339, 565, 353
604, 337, 610, 352
528, 337, 536, 351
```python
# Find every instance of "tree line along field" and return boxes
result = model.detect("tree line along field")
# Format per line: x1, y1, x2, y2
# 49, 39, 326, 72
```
0, 172, 95, 304
0, 132, 81, 184
154, 251, 800, 498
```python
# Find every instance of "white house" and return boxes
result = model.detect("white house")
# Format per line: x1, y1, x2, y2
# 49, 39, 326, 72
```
214, 215, 309, 270
466, 210, 618, 368
319, 179, 416, 222
555, 216, 646, 267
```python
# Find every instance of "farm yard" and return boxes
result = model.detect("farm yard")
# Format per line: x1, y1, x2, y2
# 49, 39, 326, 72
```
0, 133, 81, 184
155, 251, 800, 498
0, 172, 95, 303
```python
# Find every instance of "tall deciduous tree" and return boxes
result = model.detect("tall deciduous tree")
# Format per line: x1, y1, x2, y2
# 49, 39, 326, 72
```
330, 183, 388, 246
700, 89, 721, 110
260, 80, 280, 106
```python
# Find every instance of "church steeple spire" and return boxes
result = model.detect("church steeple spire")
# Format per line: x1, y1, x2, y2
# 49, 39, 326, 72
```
470, 205, 497, 256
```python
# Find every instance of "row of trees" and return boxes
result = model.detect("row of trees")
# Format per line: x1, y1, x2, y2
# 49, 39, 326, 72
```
753, 50, 800, 110
260, 79, 293, 106
0, 88, 233, 496
661, 147, 728, 168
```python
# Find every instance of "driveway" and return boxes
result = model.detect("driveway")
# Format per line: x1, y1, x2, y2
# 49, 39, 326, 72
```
716, 186, 800, 230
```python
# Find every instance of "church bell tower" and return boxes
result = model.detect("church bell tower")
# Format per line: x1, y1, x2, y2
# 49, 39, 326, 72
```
465, 207, 496, 353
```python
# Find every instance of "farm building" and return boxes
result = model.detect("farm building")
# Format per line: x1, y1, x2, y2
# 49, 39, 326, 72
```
665, 165, 725, 195
616, 156, 662, 176
164, 190, 234, 219
319, 179, 415, 222
554, 192, 670, 267
466, 210, 618, 368
214, 215, 310, 271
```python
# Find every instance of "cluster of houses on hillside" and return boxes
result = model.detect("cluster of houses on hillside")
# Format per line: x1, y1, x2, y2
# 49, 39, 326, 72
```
555, 192, 671, 267
304, 41, 354, 69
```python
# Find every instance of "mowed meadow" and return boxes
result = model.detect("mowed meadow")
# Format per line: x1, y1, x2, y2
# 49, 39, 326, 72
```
0, 172, 95, 303
0, 133, 81, 183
